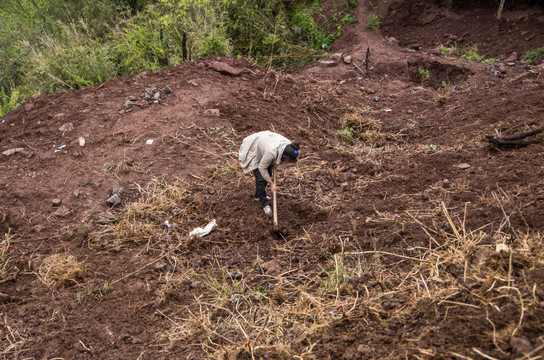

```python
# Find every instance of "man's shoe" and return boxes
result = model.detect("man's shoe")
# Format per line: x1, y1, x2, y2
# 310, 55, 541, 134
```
263, 205, 272, 216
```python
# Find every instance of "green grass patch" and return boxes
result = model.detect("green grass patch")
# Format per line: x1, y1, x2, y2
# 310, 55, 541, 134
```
522, 47, 544, 64
366, 13, 382, 29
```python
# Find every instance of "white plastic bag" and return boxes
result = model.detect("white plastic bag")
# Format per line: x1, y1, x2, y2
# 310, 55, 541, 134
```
189, 219, 217, 238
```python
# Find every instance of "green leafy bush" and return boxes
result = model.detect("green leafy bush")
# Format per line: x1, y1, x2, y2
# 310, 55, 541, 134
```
460, 45, 497, 64
0, 0, 357, 111
366, 13, 382, 29
337, 128, 354, 142
418, 66, 430, 84
291, 10, 329, 50
21, 21, 117, 94
341, 14, 357, 24
1, 87, 20, 117
522, 47, 544, 64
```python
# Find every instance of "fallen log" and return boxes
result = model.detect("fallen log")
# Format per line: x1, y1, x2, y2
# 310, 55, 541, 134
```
487, 126, 543, 148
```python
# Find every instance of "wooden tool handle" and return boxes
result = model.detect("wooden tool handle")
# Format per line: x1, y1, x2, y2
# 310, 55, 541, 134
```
273, 167, 278, 226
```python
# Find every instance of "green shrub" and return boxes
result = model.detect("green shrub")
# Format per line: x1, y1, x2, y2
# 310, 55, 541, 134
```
418, 67, 430, 84
1, 87, 20, 117
291, 10, 329, 50
200, 33, 231, 57
112, 14, 166, 74
21, 21, 116, 94
366, 13, 382, 29
460, 44, 497, 64
522, 47, 544, 64
345, 0, 357, 10
341, 14, 357, 24
337, 128, 354, 142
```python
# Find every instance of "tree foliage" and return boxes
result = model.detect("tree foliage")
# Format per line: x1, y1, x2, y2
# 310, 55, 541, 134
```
0, 0, 355, 115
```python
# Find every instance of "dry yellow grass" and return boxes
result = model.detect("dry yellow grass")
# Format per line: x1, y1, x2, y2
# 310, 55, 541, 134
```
36, 254, 85, 288
154, 198, 544, 359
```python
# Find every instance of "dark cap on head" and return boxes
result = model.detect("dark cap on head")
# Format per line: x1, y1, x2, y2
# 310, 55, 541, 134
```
283, 144, 299, 163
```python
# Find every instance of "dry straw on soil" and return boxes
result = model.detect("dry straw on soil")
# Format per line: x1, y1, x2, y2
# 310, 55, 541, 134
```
155, 197, 543, 359
91, 178, 204, 247
36, 254, 85, 288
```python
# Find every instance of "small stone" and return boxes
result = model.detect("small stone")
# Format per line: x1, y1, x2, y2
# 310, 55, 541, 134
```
111, 246, 122, 253
319, 60, 338, 68
388, 37, 400, 46
33, 225, 45, 233
124, 100, 134, 109
343, 55, 352, 64
52, 206, 70, 218
163, 85, 172, 94
504, 52, 517, 63
2, 148, 24, 156
73, 189, 81, 198
78, 137, 85, 147
52, 198, 62, 207
456, 163, 470, 169
154, 262, 167, 272
261, 260, 281, 275
510, 337, 533, 355
209, 62, 245, 76
471, 247, 494, 266
442, 179, 450, 188
357, 344, 372, 354
59, 123, 74, 132
106, 193, 121, 206
112, 183, 123, 196
203, 109, 220, 117
330, 53, 343, 63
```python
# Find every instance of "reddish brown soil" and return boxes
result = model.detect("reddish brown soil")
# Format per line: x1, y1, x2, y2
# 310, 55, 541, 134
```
1, 1, 544, 359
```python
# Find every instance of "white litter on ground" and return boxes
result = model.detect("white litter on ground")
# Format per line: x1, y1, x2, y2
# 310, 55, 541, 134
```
189, 219, 217, 238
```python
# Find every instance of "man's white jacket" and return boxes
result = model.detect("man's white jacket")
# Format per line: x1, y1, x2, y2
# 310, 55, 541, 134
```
239, 131, 290, 182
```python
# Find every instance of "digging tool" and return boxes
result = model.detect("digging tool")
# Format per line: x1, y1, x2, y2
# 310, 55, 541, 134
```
270, 166, 288, 238
273, 166, 278, 227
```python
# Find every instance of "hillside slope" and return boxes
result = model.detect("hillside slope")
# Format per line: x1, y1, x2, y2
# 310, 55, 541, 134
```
1, 1, 543, 359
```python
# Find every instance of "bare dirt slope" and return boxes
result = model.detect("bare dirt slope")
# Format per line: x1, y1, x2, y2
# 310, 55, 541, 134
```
1, 1, 544, 359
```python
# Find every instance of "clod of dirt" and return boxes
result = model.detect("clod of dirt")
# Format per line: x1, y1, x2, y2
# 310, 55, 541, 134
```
106, 183, 123, 206
510, 336, 534, 355
270, 226, 289, 239
209, 61, 246, 76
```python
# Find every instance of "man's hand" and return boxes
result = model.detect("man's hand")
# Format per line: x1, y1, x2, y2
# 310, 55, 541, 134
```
268, 181, 277, 193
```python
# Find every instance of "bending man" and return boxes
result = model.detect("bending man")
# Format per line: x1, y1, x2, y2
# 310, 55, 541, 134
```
239, 131, 299, 215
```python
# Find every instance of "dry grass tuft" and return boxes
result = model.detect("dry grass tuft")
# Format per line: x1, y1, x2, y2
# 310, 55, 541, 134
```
341, 111, 387, 146
338, 106, 419, 146
0, 232, 13, 281
103, 178, 203, 245
36, 254, 85, 288
0, 315, 26, 357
